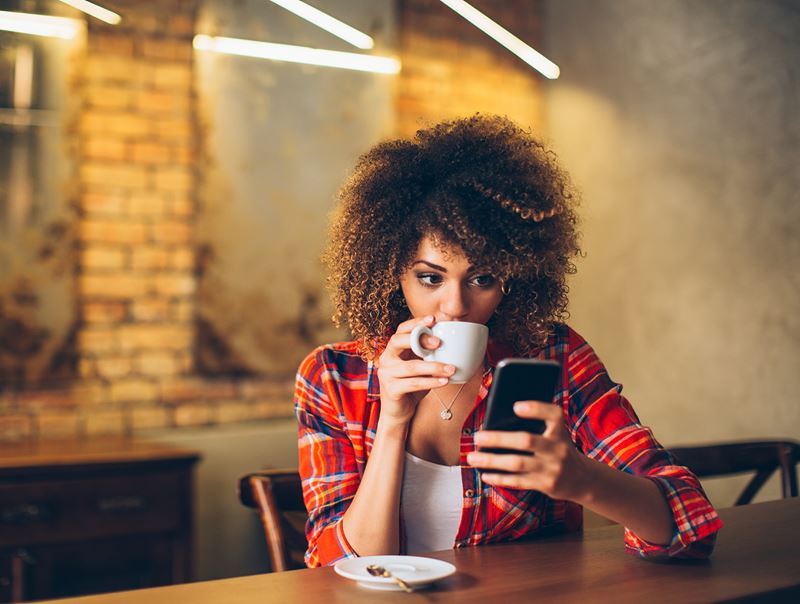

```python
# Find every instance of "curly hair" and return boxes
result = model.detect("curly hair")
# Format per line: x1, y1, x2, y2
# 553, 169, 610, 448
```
322, 114, 581, 359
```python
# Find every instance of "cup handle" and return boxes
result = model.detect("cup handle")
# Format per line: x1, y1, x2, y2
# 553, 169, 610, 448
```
409, 324, 434, 359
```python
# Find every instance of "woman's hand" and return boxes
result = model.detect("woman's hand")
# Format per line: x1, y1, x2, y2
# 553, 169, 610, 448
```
376, 315, 456, 424
466, 401, 593, 502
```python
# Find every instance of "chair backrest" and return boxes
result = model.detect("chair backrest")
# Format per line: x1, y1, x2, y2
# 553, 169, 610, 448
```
238, 469, 307, 572
668, 440, 800, 506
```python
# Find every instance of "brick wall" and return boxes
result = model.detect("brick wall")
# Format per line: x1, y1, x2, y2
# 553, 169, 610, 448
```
397, 0, 545, 136
0, 0, 548, 442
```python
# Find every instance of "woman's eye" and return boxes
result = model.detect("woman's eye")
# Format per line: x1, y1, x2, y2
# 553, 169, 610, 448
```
470, 274, 496, 288
416, 273, 443, 286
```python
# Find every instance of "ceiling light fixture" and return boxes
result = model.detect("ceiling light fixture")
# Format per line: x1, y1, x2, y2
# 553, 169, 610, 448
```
57, 0, 121, 25
0, 10, 79, 39
193, 35, 400, 74
438, 0, 560, 79
266, 0, 373, 49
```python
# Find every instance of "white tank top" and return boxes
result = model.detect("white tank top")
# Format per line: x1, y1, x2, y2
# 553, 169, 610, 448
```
400, 451, 463, 554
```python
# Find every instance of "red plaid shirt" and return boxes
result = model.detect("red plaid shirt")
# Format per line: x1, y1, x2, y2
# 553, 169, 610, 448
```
295, 323, 722, 567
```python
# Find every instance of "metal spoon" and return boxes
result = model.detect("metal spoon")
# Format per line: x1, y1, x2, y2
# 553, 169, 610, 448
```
366, 563, 414, 592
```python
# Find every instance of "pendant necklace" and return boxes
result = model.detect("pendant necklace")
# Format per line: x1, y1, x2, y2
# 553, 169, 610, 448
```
432, 380, 468, 421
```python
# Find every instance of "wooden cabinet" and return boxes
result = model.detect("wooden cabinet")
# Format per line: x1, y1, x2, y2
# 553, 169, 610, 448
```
0, 438, 200, 602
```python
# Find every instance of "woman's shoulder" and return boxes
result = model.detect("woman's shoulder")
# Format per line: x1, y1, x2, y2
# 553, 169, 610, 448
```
544, 322, 592, 355
298, 340, 369, 376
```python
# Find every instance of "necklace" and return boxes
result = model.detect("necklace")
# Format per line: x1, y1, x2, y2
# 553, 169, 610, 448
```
432, 381, 468, 420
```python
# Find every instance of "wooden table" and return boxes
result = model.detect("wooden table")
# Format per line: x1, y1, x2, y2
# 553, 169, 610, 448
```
43, 498, 799, 603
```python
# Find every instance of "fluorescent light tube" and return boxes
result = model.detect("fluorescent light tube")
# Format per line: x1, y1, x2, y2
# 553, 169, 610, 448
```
193, 35, 400, 75
58, 1, 121, 25
0, 10, 80, 39
267, 0, 373, 49
439, 0, 560, 79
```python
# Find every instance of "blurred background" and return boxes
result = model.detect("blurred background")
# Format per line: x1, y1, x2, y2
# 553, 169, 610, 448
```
0, 0, 797, 588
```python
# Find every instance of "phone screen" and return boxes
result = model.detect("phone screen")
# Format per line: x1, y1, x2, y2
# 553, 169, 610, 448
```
480, 359, 561, 455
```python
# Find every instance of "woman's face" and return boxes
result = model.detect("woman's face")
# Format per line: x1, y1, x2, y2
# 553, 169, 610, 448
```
399, 235, 504, 325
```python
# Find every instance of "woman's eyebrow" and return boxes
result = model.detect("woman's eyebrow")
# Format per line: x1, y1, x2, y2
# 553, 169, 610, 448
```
412, 260, 448, 271
412, 260, 478, 272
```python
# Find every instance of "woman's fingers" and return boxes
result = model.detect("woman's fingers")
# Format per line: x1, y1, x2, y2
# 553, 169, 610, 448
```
466, 450, 540, 474
388, 359, 454, 379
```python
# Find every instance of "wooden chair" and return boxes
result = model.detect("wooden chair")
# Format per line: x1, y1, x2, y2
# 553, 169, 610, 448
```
238, 469, 308, 572
668, 440, 800, 506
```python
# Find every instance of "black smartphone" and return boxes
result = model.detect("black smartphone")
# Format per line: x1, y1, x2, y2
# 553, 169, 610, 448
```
479, 358, 561, 455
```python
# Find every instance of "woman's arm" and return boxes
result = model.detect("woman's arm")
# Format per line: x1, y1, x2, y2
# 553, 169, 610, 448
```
339, 416, 408, 555
468, 401, 673, 545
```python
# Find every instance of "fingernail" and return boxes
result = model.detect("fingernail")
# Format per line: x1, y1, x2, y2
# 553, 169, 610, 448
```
444, 364, 455, 374
513, 402, 529, 413
430, 337, 441, 345
474, 432, 486, 444
438, 377, 448, 384
424, 315, 434, 323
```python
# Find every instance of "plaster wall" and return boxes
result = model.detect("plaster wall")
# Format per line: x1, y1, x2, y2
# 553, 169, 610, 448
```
544, 0, 800, 506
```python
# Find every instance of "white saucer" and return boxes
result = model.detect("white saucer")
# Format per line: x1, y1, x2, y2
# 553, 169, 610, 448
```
334, 555, 456, 591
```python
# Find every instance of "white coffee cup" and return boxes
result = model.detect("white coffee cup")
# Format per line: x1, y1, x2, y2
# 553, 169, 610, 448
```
409, 321, 489, 383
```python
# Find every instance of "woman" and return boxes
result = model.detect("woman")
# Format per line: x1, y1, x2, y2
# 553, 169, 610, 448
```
295, 115, 721, 567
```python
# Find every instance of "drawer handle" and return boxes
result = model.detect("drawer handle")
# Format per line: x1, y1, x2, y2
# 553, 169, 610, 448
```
1, 503, 51, 525
97, 495, 147, 513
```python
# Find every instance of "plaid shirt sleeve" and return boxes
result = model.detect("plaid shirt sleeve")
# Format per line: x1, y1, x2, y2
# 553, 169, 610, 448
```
564, 327, 723, 559
295, 346, 360, 567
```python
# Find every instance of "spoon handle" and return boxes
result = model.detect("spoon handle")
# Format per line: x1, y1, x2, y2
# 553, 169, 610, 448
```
388, 573, 413, 593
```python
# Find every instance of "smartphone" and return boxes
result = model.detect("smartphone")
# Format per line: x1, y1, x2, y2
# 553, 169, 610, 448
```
479, 358, 561, 455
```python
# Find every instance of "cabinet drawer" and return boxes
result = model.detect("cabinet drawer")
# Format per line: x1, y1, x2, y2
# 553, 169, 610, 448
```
0, 469, 188, 547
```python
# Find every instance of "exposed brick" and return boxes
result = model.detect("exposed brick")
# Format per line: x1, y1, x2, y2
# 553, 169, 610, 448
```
82, 301, 128, 323
95, 356, 134, 379
109, 379, 158, 404
135, 351, 181, 377
81, 164, 150, 189
84, 54, 148, 82
84, 407, 128, 436
84, 137, 128, 161
153, 168, 193, 193
131, 298, 171, 322
79, 327, 119, 354
140, 38, 193, 62
130, 141, 173, 165
171, 299, 194, 322
239, 378, 295, 400
216, 401, 255, 424
171, 196, 195, 216
80, 274, 149, 299
119, 324, 192, 352
89, 33, 135, 56
155, 118, 194, 140
170, 248, 194, 270
80, 220, 148, 244
0, 415, 33, 441
80, 112, 151, 139
152, 273, 196, 296
37, 410, 82, 439
169, 14, 195, 37
137, 89, 190, 115
131, 247, 170, 270
161, 378, 236, 402
174, 402, 213, 427
131, 404, 170, 431
82, 246, 127, 270
252, 399, 294, 420
151, 220, 192, 244
85, 85, 134, 111
16, 388, 76, 409
151, 63, 192, 90
81, 190, 127, 215
128, 193, 169, 217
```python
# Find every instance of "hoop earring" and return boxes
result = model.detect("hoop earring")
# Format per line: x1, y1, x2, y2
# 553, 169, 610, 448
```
501, 281, 512, 296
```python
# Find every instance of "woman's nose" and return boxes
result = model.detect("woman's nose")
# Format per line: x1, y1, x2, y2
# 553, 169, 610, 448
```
439, 284, 468, 321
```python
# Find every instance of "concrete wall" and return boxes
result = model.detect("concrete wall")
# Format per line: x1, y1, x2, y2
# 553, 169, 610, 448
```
544, 0, 800, 506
